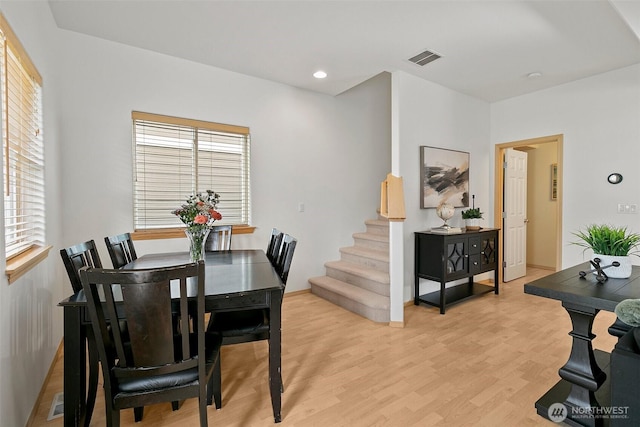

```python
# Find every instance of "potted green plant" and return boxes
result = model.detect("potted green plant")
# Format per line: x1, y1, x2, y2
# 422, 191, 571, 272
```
461, 195, 483, 230
572, 224, 640, 278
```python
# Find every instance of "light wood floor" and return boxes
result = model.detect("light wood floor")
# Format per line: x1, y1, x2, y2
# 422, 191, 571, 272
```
32, 268, 618, 426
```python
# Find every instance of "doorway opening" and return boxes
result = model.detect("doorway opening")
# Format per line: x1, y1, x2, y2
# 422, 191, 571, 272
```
494, 134, 563, 284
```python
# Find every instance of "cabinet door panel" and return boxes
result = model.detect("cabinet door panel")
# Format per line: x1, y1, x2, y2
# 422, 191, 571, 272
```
445, 239, 467, 279
480, 234, 497, 272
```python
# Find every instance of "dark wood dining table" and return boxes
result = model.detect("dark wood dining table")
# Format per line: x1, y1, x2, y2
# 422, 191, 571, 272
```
524, 263, 640, 427
58, 249, 285, 426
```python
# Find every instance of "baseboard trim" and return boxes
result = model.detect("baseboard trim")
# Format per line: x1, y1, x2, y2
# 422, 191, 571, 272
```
26, 339, 64, 427
284, 288, 311, 298
527, 264, 556, 271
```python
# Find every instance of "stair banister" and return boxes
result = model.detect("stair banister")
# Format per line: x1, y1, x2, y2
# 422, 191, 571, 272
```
380, 173, 406, 221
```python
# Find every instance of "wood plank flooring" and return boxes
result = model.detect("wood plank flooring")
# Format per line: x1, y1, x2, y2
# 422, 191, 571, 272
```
31, 268, 618, 426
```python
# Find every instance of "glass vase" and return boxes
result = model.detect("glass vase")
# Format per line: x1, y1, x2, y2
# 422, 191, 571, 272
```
185, 227, 210, 262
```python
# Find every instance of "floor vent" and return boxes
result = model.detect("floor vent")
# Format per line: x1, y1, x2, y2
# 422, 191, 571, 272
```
47, 392, 64, 420
408, 49, 441, 66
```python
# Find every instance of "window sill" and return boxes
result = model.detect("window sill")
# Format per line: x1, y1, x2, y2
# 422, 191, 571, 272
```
132, 225, 256, 241
6, 245, 53, 284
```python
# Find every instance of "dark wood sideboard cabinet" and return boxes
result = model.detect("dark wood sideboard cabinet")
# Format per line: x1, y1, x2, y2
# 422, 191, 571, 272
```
414, 228, 499, 314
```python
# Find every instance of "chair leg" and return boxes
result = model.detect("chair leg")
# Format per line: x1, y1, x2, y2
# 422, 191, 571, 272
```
133, 407, 143, 422
85, 332, 99, 427
109, 408, 121, 427
208, 356, 222, 409
199, 396, 208, 427
280, 371, 284, 393
171, 400, 183, 411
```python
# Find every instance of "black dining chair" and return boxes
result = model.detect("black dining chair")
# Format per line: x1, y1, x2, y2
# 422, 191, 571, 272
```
266, 228, 284, 265
80, 261, 222, 427
205, 225, 233, 251
104, 232, 138, 268
59, 240, 104, 427
274, 234, 297, 285
207, 233, 297, 399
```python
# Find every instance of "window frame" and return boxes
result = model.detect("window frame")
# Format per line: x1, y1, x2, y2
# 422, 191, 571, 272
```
131, 111, 253, 240
1, 13, 51, 283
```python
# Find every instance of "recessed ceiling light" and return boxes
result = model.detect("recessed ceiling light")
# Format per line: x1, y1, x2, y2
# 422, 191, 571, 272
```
313, 70, 327, 79
527, 72, 543, 79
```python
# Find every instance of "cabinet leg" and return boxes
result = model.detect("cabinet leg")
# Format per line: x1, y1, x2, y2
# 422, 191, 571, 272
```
439, 281, 446, 314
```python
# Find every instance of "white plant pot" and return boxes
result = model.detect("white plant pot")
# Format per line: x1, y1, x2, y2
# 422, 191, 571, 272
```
465, 218, 481, 230
592, 254, 632, 279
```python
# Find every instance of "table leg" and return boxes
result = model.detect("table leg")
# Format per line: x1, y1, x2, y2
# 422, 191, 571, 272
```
64, 306, 87, 427
439, 280, 446, 314
269, 290, 283, 423
558, 302, 607, 426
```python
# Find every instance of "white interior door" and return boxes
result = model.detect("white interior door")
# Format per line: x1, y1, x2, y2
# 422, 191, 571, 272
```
503, 148, 528, 282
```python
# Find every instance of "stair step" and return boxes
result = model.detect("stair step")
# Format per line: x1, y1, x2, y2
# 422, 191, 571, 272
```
364, 219, 389, 236
339, 246, 389, 272
353, 232, 389, 251
309, 276, 390, 323
325, 260, 390, 296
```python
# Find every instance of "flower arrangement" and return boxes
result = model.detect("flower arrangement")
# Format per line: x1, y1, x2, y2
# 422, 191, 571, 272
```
171, 190, 222, 261
172, 190, 222, 229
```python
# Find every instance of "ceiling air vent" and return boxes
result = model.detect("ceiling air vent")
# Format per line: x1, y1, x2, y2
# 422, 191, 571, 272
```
408, 49, 441, 66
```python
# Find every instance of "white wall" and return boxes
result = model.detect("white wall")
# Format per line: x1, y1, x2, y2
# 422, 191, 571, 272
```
395, 71, 491, 301
54, 27, 391, 293
491, 64, 640, 268
0, 3, 391, 425
0, 2, 64, 426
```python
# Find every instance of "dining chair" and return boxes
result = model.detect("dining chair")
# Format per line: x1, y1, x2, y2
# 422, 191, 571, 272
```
266, 228, 284, 264
207, 233, 297, 398
79, 261, 222, 427
60, 240, 104, 427
104, 232, 138, 268
274, 234, 298, 285
204, 224, 233, 251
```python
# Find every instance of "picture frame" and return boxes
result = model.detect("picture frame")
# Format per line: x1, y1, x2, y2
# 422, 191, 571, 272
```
420, 146, 470, 208
551, 163, 558, 201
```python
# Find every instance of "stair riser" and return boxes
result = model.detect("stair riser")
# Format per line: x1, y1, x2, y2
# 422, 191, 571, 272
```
340, 252, 389, 272
353, 237, 388, 252
325, 266, 390, 296
310, 285, 390, 323
365, 224, 389, 236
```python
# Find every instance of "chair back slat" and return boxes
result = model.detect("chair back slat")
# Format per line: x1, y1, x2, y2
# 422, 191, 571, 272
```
121, 280, 175, 366
104, 233, 138, 269
205, 225, 233, 251
60, 240, 103, 293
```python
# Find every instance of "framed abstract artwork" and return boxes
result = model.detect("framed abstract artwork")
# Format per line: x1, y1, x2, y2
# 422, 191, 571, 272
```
420, 146, 469, 208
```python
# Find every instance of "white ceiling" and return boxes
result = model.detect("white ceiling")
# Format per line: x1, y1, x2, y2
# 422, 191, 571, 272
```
48, 0, 640, 102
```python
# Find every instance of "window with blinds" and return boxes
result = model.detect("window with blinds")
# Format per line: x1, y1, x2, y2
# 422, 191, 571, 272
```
132, 111, 250, 230
0, 14, 45, 259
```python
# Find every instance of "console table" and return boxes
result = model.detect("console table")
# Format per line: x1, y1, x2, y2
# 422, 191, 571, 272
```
525, 263, 640, 427
414, 228, 499, 314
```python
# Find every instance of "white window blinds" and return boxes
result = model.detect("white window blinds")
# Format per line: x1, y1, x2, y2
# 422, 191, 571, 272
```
0, 14, 45, 259
132, 112, 250, 230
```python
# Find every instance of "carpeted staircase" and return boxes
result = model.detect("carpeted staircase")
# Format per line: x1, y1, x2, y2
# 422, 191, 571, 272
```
308, 217, 390, 323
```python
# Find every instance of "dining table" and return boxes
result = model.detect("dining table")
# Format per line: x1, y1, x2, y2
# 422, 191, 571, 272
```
58, 249, 285, 426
